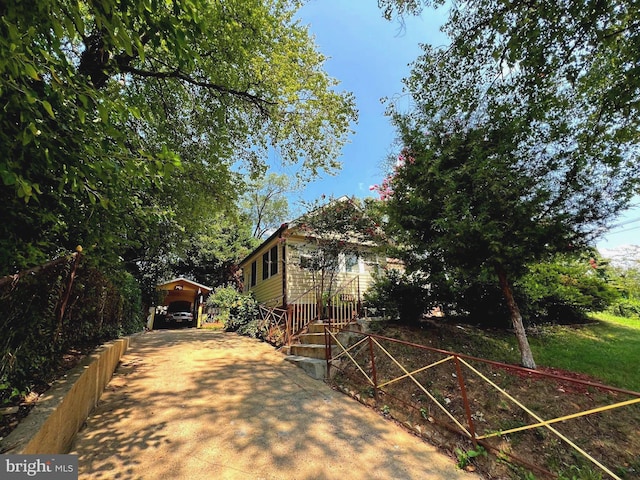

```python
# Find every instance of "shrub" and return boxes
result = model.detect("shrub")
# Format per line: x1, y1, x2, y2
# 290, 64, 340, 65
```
206, 285, 264, 338
608, 299, 640, 318
517, 254, 620, 324
364, 269, 429, 324
606, 268, 640, 318
0, 255, 144, 406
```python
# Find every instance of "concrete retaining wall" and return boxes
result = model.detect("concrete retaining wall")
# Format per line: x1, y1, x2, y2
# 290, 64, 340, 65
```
0, 335, 134, 454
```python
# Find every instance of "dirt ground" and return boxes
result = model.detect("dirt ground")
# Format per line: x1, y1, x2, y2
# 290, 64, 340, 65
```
331, 324, 640, 479
70, 329, 480, 480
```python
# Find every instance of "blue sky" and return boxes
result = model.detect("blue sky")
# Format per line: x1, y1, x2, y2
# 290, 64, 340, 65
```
284, 0, 639, 249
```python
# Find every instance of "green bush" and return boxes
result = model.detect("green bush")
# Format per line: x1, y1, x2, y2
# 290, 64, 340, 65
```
364, 269, 429, 324
0, 256, 144, 406
207, 285, 264, 338
517, 254, 620, 324
606, 268, 640, 318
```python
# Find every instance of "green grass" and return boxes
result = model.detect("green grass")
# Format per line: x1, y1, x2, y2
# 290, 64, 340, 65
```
527, 313, 640, 392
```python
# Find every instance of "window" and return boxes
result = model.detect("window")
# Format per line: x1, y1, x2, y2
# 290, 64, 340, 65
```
270, 245, 278, 276
250, 261, 257, 287
262, 245, 279, 280
344, 253, 359, 273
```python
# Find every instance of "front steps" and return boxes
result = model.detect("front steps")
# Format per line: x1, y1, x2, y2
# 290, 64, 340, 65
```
284, 322, 348, 380
284, 355, 327, 379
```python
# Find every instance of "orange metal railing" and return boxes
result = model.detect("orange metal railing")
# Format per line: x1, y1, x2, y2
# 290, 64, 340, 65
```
324, 328, 640, 479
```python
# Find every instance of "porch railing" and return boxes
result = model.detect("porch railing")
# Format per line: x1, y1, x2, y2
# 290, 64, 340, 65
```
324, 275, 360, 331
260, 275, 361, 347
288, 285, 318, 337
259, 304, 290, 346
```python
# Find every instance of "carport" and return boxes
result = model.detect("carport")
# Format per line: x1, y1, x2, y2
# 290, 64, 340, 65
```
151, 277, 212, 329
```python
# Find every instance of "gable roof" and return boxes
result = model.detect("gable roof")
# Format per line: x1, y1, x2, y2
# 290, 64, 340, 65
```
238, 223, 289, 267
157, 277, 213, 293
239, 195, 374, 269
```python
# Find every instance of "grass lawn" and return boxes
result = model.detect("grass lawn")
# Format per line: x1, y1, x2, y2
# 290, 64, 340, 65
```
527, 313, 640, 392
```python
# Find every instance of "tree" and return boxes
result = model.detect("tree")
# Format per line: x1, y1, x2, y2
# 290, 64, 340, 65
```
384, 125, 549, 367
0, 0, 356, 275
242, 173, 298, 238
173, 211, 259, 289
380, 0, 639, 124
292, 196, 385, 319
378, 0, 640, 369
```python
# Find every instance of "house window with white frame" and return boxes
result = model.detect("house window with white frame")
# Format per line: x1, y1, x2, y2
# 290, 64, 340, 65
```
262, 245, 278, 280
343, 253, 360, 273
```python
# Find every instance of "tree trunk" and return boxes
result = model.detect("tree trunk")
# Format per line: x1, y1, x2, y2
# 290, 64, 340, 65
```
494, 264, 536, 369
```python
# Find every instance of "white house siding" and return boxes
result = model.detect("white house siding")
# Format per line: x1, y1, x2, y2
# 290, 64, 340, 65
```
284, 236, 380, 304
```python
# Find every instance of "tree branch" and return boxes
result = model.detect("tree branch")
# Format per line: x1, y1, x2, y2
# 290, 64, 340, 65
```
117, 63, 276, 115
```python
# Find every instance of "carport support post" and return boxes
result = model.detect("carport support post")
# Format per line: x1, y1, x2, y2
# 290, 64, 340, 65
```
196, 303, 203, 328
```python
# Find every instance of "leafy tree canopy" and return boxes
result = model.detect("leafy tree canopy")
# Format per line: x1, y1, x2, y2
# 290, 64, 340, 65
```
0, 0, 356, 273
378, 0, 640, 368
385, 0, 639, 232
241, 172, 299, 238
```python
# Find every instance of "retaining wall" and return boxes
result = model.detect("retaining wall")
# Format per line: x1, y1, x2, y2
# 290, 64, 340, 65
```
0, 335, 135, 454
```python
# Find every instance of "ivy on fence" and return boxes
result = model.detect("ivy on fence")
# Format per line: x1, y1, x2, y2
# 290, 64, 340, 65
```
0, 251, 144, 406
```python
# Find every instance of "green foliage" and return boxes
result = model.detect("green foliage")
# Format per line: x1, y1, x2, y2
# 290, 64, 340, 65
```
384, 0, 640, 191
364, 269, 429, 324
380, 0, 640, 370
0, 254, 144, 406
0, 0, 356, 281
173, 211, 259, 289
557, 465, 603, 480
384, 124, 546, 366
517, 253, 620, 324
207, 285, 264, 338
242, 172, 299, 238
609, 298, 640, 319
607, 268, 640, 318
207, 285, 242, 309
454, 445, 487, 469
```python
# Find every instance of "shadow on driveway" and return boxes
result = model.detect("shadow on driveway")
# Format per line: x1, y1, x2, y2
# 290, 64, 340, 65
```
71, 330, 480, 480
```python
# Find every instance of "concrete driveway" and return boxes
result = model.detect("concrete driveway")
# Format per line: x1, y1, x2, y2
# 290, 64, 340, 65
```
70, 330, 480, 479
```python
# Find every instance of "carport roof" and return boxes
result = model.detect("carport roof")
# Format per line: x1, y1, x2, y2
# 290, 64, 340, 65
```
157, 277, 212, 293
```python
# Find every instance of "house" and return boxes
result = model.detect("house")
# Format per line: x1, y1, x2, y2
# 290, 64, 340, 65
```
238, 197, 399, 341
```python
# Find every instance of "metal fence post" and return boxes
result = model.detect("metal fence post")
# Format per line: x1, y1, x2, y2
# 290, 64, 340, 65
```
324, 325, 332, 379
454, 355, 477, 446
369, 336, 379, 402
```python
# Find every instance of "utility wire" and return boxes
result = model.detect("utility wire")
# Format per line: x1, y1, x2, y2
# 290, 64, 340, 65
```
610, 216, 640, 228
604, 224, 640, 236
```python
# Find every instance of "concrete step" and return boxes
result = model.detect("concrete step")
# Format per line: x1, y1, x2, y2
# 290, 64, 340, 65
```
284, 355, 327, 380
307, 321, 356, 334
290, 344, 330, 360
299, 333, 327, 345
308, 322, 330, 334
